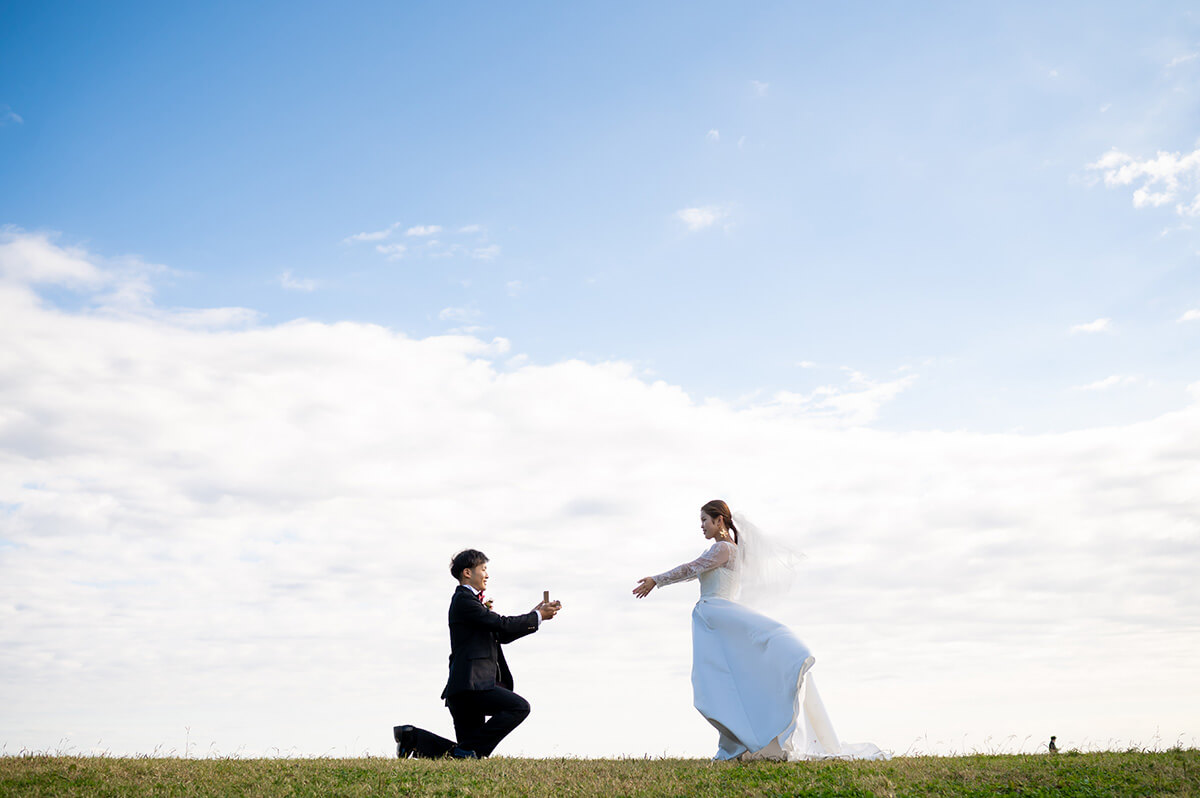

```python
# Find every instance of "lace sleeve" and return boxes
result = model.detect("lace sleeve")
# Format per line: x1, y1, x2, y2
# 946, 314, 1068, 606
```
652, 541, 732, 587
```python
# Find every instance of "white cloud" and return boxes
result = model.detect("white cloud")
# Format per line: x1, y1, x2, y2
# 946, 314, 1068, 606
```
1100, 103, 1112, 113
750, 80, 769, 97
342, 223, 399, 244
166, 307, 263, 329
0, 229, 242, 327
438, 305, 481, 323
1089, 147, 1200, 216
0, 228, 108, 287
0, 105, 22, 125
2, 232, 1198, 760
1167, 52, 1199, 69
1074, 375, 1139, 391
350, 224, 492, 261
1070, 317, 1112, 334
706, 129, 720, 142
753, 371, 918, 427
1180, 309, 1200, 322
1048, 69, 1060, 79
506, 280, 524, 297
375, 243, 407, 260
278, 270, 318, 292
675, 206, 727, 232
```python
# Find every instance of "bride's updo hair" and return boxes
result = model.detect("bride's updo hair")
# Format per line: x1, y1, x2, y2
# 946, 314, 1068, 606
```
701, 499, 739, 544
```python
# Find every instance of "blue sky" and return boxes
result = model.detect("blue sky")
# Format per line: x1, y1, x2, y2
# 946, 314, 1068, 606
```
2, 2, 1199, 758
4, 2, 1198, 432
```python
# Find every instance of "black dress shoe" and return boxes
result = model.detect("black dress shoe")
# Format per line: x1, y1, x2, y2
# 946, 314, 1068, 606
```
449, 746, 478, 759
393, 725, 415, 758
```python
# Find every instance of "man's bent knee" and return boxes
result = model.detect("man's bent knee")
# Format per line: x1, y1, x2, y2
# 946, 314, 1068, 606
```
510, 696, 531, 721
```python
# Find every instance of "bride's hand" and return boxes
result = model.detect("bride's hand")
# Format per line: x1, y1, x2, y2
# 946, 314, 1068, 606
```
632, 577, 656, 599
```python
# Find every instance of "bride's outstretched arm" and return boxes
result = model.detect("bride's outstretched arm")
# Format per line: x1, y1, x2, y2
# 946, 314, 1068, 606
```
631, 542, 732, 599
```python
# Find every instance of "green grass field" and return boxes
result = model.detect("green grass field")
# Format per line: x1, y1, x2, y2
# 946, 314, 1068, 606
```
1, 750, 1197, 797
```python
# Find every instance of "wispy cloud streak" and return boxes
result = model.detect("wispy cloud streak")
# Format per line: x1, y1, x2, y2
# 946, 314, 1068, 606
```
278, 270, 318, 292
344, 223, 494, 261
1070, 318, 1112, 334
343, 223, 400, 243
1075, 374, 1138, 391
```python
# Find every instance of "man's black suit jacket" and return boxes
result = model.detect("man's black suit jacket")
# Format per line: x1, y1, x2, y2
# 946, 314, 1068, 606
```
441, 584, 539, 702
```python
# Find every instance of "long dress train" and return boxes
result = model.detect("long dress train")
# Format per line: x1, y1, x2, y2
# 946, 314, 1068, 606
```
654, 540, 888, 761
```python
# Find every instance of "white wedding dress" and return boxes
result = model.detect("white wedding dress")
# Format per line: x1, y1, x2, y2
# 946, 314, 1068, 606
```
653, 539, 889, 761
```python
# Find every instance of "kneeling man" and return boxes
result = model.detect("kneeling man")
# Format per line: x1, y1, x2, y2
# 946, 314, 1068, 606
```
394, 548, 561, 758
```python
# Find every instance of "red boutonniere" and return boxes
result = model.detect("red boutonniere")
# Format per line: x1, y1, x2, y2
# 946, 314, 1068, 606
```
483, 598, 494, 611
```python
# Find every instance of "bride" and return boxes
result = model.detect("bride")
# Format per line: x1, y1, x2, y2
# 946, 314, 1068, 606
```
632, 499, 889, 761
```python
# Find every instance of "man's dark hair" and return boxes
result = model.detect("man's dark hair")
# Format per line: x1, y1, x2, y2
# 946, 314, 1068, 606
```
450, 549, 488, 580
